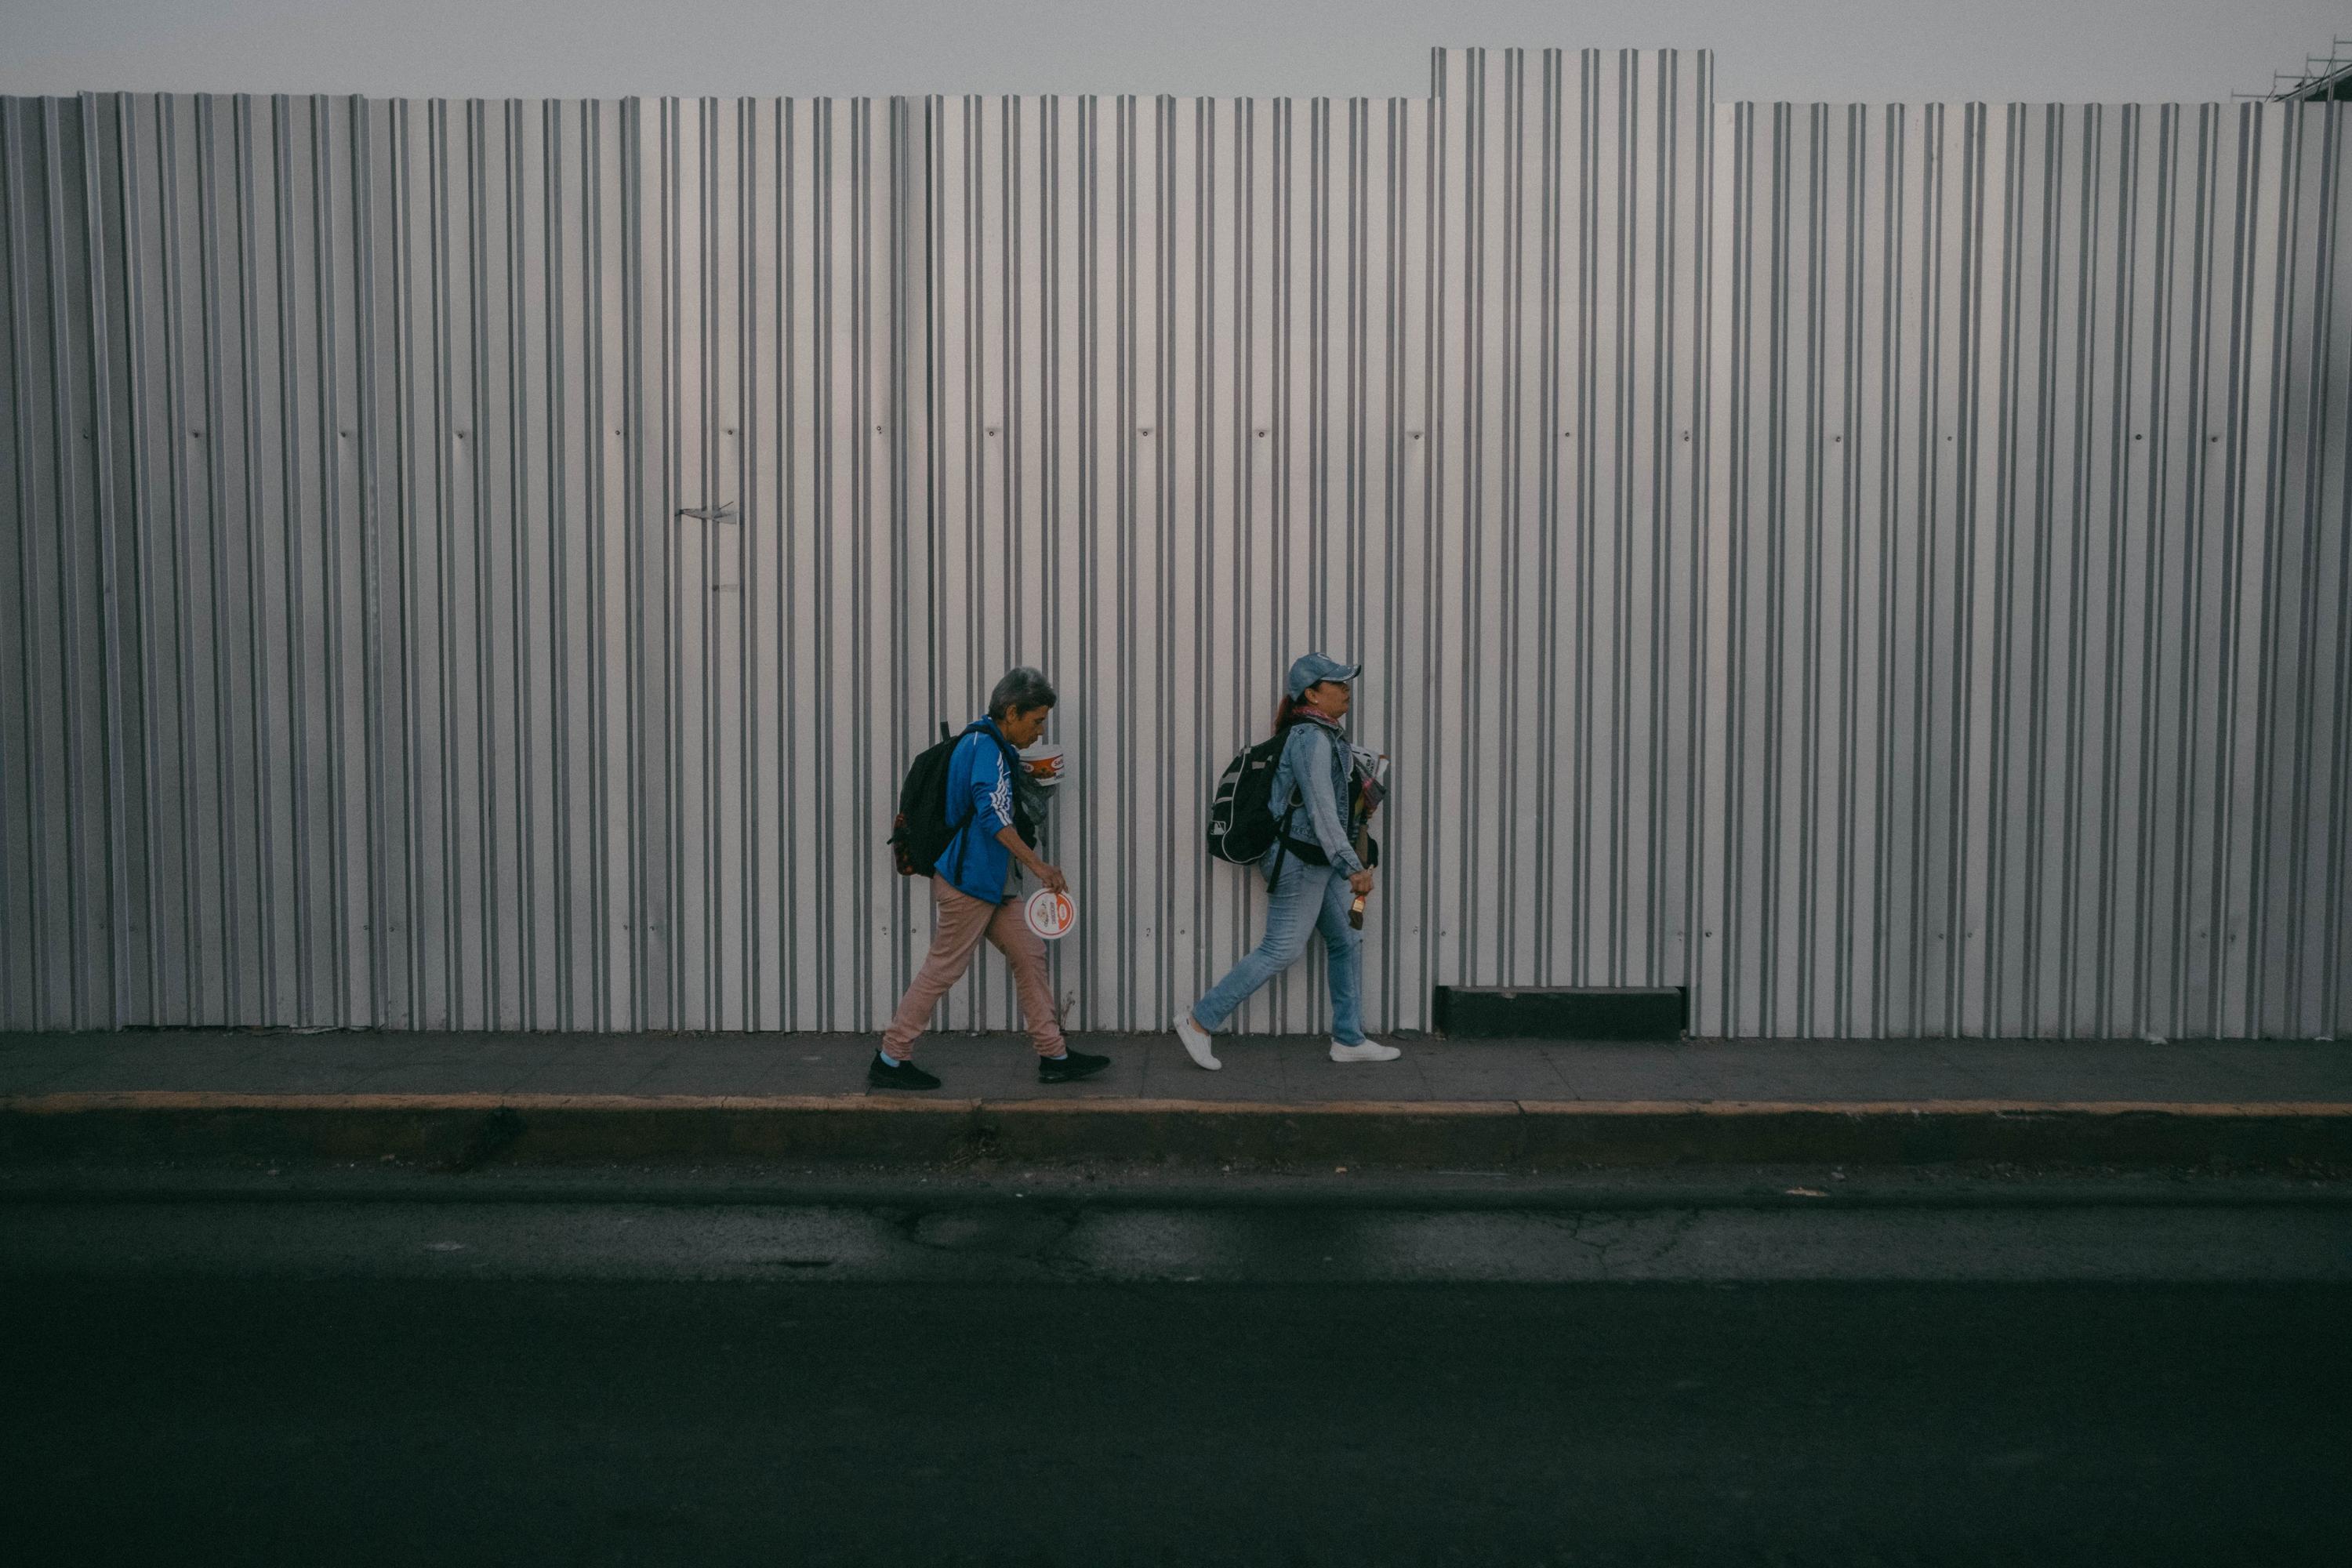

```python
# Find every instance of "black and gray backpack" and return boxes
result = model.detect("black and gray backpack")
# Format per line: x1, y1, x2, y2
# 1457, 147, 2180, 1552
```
1205, 734, 1298, 864
1206, 725, 1381, 870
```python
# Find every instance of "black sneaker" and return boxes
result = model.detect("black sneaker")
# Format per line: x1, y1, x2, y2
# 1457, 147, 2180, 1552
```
867, 1054, 942, 1092
1038, 1049, 1111, 1084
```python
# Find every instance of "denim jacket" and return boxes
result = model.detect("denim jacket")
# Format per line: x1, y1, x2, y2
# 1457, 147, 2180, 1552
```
1265, 720, 1365, 879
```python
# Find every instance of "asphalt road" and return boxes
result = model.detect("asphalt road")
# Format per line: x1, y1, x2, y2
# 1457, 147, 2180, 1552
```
5, 1195, 2348, 1566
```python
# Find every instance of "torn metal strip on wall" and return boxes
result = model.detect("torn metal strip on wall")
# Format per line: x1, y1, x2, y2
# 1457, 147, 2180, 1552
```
2, 51, 2347, 1038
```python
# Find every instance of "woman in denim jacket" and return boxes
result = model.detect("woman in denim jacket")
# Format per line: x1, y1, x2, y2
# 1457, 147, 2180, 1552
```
1174, 652, 1403, 1069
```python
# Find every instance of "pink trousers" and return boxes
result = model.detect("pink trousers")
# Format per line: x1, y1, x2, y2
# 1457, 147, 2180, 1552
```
881, 876, 1065, 1058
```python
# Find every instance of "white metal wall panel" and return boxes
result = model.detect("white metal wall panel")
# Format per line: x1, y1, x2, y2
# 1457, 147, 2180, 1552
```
923, 51, 1708, 1036
1700, 97, 2351, 1039
923, 89, 1442, 1036
1428, 49, 1713, 1009
0, 92, 914, 1031
2, 60, 2347, 1038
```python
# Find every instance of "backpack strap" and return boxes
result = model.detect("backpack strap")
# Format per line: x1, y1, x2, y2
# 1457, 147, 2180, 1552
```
1274, 722, 1348, 874
1268, 793, 1301, 883
1265, 722, 1313, 881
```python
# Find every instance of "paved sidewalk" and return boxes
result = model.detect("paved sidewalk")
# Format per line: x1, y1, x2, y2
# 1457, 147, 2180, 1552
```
6, 1031, 2347, 1174
1, 1029, 2347, 1104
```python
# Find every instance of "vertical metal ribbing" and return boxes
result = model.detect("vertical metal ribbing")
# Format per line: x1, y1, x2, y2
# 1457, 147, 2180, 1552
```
671, 94, 705, 1034
588, 97, 624, 1032
2263, 103, 2352, 1039
100, 92, 161, 1027
492, 97, 531, 1032
693, 96, 722, 1033
742, 95, 773, 1030
655, 96, 681, 1032
388, 96, 426, 1029
2325, 105, 2352, 1040
348, 97, 383, 1027
856, 94, 893, 1030
90, 96, 129, 1025
268, 95, 306, 1027
290, 94, 343, 1028
738, 94, 767, 1033
1702, 98, 2350, 1039
807, 94, 837, 1027
74, 93, 127, 1030
189, 96, 230, 1024
52, 97, 110, 1031
1418, 59, 1453, 1025
1, 100, 42, 1026
0, 81, 2343, 1040
609, 95, 639, 1028
437, 97, 469, 1028
781, 95, 815, 1029
228, 96, 268, 1025
320, 95, 358, 1026
38, 100, 92, 1028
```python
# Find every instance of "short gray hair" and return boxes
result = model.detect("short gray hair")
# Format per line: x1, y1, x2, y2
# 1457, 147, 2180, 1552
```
987, 666, 1058, 720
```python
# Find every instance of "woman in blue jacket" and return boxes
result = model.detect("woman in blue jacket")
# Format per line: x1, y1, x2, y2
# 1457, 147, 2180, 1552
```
1174, 652, 1402, 1070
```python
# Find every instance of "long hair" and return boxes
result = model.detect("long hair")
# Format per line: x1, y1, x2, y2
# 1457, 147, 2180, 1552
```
1271, 689, 1307, 739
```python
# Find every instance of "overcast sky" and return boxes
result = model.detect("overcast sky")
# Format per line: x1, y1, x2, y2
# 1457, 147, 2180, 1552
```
2, 0, 2343, 103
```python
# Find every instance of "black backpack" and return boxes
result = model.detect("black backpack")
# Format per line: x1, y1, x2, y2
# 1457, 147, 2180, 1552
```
890, 722, 1035, 878
1206, 733, 1299, 864
1207, 725, 1381, 870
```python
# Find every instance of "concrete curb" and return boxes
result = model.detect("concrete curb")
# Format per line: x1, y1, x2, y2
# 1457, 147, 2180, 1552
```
5, 1092, 2351, 1172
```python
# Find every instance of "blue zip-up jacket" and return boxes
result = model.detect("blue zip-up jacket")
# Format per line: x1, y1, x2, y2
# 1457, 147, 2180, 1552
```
940, 718, 1022, 904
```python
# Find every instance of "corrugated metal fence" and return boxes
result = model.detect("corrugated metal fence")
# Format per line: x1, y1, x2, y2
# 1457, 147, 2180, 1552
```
3, 49, 2347, 1037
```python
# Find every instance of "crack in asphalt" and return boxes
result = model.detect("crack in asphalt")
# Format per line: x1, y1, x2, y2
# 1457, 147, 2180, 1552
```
1532, 1207, 1706, 1273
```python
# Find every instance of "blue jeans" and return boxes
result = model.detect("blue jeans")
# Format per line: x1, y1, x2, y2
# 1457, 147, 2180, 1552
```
1192, 857, 1366, 1045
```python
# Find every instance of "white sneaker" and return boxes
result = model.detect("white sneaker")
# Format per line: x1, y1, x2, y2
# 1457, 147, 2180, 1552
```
1329, 1039, 1402, 1062
1173, 1013, 1221, 1071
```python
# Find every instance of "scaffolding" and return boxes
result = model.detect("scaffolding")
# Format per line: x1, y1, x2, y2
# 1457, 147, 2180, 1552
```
2236, 37, 2352, 101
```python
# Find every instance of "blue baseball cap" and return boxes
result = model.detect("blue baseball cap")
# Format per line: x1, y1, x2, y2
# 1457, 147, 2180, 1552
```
1286, 652, 1360, 699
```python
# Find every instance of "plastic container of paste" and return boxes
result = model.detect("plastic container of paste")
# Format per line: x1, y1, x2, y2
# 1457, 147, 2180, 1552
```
1024, 887, 1076, 941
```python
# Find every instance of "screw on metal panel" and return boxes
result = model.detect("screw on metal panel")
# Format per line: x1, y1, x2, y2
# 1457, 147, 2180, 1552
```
1139, 427, 1151, 435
